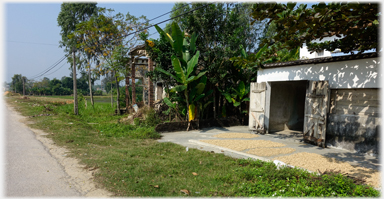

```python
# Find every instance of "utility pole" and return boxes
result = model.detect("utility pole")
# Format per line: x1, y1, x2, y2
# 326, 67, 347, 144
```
73, 50, 78, 115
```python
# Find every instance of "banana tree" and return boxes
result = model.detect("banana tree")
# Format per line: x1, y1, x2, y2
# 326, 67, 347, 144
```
163, 97, 184, 121
219, 80, 250, 116
154, 22, 208, 131
188, 75, 213, 125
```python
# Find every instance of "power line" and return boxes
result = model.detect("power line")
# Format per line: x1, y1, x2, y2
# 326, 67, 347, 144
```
44, 62, 68, 77
30, 56, 67, 80
28, 55, 68, 80
79, 3, 213, 51
118, 3, 213, 41
28, 55, 66, 79
77, 3, 192, 52
127, 3, 192, 33
7, 40, 59, 46
27, 3, 211, 81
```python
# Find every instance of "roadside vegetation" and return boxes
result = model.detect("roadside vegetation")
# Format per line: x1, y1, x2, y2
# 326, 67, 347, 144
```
4, 94, 380, 197
4, 1, 379, 197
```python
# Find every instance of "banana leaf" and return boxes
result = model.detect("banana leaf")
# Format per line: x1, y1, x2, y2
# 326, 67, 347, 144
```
163, 97, 176, 109
155, 67, 181, 83
171, 22, 184, 58
154, 25, 173, 47
170, 85, 187, 92
171, 55, 186, 83
190, 32, 197, 54
186, 51, 200, 77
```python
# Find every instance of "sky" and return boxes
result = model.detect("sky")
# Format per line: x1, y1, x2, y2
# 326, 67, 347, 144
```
0, 0, 365, 86
2, 1, 176, 85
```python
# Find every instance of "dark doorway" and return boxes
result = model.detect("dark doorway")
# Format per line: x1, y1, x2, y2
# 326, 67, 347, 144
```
269, 81, 307, 133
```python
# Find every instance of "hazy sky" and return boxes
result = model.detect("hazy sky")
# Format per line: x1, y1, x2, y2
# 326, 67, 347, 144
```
2, 1, 324, 85
3, 1, 175, 84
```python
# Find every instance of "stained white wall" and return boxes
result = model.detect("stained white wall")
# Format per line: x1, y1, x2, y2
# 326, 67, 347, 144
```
257, 57, 380, 89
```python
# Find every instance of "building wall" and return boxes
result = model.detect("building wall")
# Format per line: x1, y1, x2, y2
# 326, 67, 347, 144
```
255, 57, 381, 154
327, 88, 380, 155
257, 57, 380, 89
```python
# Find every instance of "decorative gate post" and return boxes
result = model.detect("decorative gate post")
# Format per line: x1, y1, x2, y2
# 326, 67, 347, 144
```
131, 56, 136, 105
148, 58, 154, 107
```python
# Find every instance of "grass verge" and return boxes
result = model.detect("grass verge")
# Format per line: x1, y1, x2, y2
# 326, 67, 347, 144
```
4, 95, 380, 197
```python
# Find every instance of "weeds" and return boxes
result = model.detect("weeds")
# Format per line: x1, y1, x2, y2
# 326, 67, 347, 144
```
4, 95, 380, 197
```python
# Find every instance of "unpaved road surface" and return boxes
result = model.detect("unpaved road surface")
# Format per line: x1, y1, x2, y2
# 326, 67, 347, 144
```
4, 102, 111, 197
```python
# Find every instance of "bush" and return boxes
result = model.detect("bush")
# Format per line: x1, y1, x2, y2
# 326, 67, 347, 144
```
142, 108, 162, 127
94, 90, 103, 96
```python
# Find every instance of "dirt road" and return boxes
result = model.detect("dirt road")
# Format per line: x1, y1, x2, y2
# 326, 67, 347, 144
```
4, 102, 111, 197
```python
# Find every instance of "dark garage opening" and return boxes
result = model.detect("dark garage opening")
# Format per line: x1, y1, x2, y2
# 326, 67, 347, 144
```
269, 81, 307, 133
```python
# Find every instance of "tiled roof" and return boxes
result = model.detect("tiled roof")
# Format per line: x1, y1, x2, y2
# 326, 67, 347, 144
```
128, 44, 146, 55
262, 52, 379, 68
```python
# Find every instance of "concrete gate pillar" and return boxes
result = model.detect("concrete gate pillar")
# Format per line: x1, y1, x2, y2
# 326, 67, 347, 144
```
148, 58, 154, 107
131, 56, 136, 105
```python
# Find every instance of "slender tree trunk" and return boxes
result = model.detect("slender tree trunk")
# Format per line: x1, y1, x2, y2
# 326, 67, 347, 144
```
114, 70, 120, 114
110, 77, 113, 108
219, 92, 224, 118
73, 51, 78, 115
213, 88, 217, 118
88, 60, 94, 108
131, 56, 136, 105
125, 75, 130, 109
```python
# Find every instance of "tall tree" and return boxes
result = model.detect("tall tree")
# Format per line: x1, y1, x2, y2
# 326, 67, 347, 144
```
75, 9, 150, 113
250, 2, 379, 58
57, 2, 97, 115
153, 3, 264, 119
10, 74, 24, 94
61, 76, 73, 90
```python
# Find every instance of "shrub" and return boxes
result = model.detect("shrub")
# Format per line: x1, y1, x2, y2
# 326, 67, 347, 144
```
94, 90, 103, 96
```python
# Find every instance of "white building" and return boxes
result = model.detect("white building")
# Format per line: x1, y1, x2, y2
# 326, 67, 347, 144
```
249, 43, 380, 155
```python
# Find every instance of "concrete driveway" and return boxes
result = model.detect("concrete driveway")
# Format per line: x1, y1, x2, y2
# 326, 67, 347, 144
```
158, 126, 380, 171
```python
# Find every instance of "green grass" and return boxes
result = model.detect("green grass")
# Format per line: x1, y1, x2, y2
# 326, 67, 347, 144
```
37, 95, 75, 99
31, 95, 112, 103
5, 95, 380, 197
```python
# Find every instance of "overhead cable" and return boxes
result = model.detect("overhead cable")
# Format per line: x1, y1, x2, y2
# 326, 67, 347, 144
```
7, 40, 59, 46
79, 3, 213, 51
127, 3, 192, 32
44, 62, 68, 77
28, 55, 68, 80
